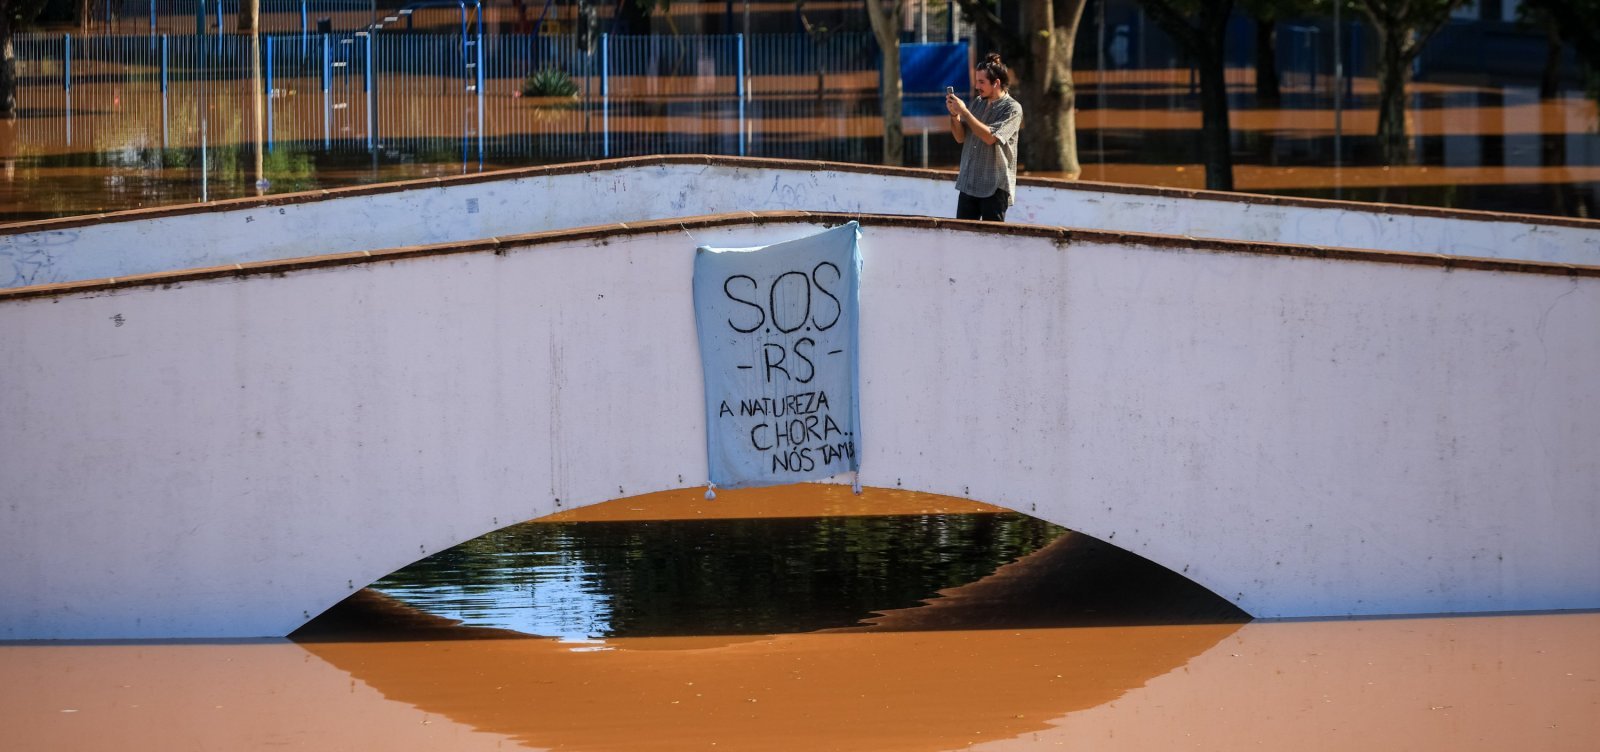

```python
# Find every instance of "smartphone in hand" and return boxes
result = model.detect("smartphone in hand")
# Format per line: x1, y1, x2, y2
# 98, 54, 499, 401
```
946, 86, 955, 96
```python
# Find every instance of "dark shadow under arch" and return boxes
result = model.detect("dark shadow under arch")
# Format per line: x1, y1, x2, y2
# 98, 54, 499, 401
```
294, 485, 1248, 643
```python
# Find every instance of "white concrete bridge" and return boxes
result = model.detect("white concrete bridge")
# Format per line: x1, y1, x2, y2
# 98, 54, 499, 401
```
2, 160, 1598, 640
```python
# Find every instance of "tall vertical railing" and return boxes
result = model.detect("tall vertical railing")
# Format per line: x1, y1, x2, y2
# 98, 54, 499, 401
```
363, 32, 373, 150
736, 32, 745, 157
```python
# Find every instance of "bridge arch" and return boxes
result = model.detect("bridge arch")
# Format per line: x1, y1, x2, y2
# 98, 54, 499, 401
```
2, 213, 1597, 639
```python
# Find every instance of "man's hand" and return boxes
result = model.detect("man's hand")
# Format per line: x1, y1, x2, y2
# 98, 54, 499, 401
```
945, 93, 970, 120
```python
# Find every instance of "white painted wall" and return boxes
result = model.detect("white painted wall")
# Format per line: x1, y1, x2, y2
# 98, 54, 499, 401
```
4, 159, 1597, 289
2, 219, 1596, 639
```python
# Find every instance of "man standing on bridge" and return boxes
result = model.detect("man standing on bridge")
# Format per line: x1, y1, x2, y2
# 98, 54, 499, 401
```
947, 53, 1023, 222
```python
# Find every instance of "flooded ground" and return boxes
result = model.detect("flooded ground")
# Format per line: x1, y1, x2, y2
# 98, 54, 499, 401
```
2, 487, 1596, 751
6, 42, 1597, 749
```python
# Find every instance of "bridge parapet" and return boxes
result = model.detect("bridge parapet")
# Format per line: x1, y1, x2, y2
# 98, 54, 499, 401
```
4, 155, 1599, 291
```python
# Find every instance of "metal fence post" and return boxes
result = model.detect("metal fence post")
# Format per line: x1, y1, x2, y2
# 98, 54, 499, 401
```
736, 33, 746, 157
600, 32, 609, 97
1334, 9, 1344, 174
601, 32, 609, 158
266, 36, 275, 153
477, 31, 485, 166
1306, 27, 1319, 92
161, 34, 169, 149
365, 33, 375, 151
63, 33, 72, 145
323, 33, 331, 149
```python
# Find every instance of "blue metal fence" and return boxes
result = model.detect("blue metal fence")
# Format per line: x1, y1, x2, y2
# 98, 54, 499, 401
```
14, 25, 1374, 171
53, 19, 1418, 197
12, 31, 897, 166
96, 0, 435, 35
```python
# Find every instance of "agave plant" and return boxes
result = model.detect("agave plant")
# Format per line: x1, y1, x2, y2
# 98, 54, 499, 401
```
520, 68, 580, 99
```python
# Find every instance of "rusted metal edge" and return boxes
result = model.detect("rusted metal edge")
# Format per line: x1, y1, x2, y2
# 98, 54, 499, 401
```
4, 154, 1597, 235
3, 211, 1593, 304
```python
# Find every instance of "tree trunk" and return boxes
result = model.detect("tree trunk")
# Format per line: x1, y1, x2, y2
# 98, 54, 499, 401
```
877, 38, 904, 166
1254, 18, 1280, 106
1541, 84, 1570, 215
1373, 25, 1413, 165
813, 36, 826, 103
1540, 24, 1562, 100
1197, 38, 1233, 190
798, 4, 828, 103
1018, 0, 1087, 176
1529, 0, 1600, 76
0, 14, 15, 118
238, 0, 259, 32
1140, 0, 1234, 190
865, 0, 904, 166
249, 0, 264, 192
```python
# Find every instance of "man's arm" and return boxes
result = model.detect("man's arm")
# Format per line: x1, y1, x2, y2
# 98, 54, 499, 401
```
947, 99, 1011, 146
959, 111, 1000, 145
947, 94, 968, 143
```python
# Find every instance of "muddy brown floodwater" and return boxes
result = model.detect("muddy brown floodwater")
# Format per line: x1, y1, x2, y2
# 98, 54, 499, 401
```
2, 487, 1597, 751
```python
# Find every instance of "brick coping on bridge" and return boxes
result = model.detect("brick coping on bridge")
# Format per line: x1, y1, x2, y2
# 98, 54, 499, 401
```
2, 210, 1595, 304
4, 154, 1600, 237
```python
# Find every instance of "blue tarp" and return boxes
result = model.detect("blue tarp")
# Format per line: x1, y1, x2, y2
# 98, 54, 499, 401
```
900, 42, 969, 93
693, 222, 863, 490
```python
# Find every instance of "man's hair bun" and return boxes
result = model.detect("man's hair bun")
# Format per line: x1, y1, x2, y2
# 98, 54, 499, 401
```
978, 53, 1012, 89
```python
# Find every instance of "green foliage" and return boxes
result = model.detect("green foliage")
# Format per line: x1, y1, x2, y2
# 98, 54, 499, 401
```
1353, 0, 1469, 57
1238, 0, 1325, 22
520, 67, 579, 99
2, 0, 51, 28
1526, 0, 1600, 73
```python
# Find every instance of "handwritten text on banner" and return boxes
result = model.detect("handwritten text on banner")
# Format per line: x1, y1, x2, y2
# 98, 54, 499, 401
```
692, 222, 862, 489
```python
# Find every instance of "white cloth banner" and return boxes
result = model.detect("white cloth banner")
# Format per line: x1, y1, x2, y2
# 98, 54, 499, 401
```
692, 222, 862, 489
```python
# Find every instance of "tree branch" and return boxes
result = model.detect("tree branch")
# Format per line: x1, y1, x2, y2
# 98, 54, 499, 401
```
1139, 0, 1204, 55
